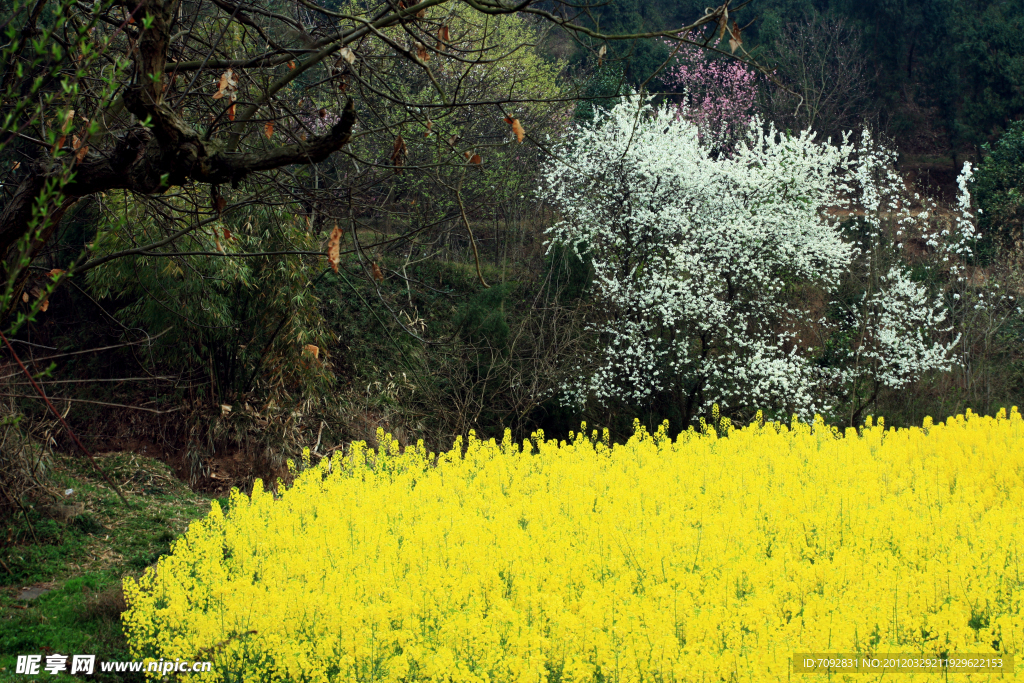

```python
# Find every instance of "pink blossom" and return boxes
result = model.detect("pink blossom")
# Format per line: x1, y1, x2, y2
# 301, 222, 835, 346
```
660, 32, 759, 150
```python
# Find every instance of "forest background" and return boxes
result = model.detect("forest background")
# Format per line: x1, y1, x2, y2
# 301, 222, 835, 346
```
1, 0, 1023, 498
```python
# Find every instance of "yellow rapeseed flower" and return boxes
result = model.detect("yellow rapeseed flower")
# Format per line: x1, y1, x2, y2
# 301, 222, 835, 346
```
123, 409, 1024, 682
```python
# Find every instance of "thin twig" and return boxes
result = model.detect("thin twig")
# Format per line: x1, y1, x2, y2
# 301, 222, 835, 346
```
2, 328, 171, 365
0, 478, 39, 544
453, 185, 489, 289
0, 393, 182, 413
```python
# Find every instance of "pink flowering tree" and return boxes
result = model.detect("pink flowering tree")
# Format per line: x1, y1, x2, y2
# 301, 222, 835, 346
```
660, 32, 759, 151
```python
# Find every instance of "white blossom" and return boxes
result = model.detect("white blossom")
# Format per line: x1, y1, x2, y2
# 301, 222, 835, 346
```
538, 96, 963, 420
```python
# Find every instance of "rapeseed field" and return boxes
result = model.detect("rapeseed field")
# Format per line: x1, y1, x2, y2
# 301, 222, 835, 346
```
123, 409, 1023, 682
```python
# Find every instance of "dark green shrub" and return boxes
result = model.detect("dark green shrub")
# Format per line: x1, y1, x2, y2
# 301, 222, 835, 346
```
453, 284, 513, 351
974, 121, 1024, 260
86, 198, 334, 404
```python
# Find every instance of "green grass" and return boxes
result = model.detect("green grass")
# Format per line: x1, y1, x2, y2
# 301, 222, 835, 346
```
0, 450, 213, 682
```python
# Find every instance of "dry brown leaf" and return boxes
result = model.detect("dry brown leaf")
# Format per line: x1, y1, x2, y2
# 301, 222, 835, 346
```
512, 119, 526, 142
415, 41, 429, 61
506, 117, 525, 142
21, 292, 28, 303
213, 68, 235, 99
319, 107, 327, 119
440, 25, 450, 42
213, 195, 226, 215
223, 228, 232, 240
52, 135, 66, 155
598, 44, 607, 66
424, 120, 432, 137
416, 8, 425, 18
264, 120, 274, 139
390, 136, 408, 171
469, 153, 482, 165
303, 344, 320, 360
47, 269, 65, 278
12, 161, 20, 170
339, 47, 356, 65
39, 299, 49, 312
717, 9, 729, 42
288, 60, 296, 69
449, 134, 459, 146
72, 132, 88, 160
327, 225, 342, 273
227, 103, 236, 121
729, 21, 742, 53
371, 262, 384, 282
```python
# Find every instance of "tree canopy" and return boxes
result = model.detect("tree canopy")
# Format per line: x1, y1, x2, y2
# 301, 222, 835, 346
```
0, 0, 738, 325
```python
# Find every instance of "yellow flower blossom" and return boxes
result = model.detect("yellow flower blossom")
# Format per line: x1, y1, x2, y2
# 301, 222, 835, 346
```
124, 409, 1024, 681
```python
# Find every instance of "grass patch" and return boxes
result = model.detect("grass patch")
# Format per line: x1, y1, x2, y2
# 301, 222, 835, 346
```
0, 450, 212, 682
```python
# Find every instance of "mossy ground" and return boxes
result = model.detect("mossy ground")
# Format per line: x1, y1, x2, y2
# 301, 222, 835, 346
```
0, 450, 218, 682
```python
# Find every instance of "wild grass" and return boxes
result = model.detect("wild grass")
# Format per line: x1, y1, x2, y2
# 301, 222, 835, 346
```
0, 450, 214, 682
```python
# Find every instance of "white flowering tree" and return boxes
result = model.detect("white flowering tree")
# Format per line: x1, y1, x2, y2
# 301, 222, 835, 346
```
538, 96, 965, 424
825, 136, 972, 424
